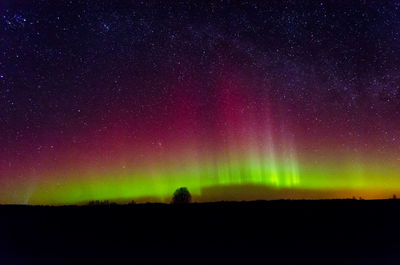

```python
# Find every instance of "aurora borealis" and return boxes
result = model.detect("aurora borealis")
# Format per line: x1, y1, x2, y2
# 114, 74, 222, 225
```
1, 1, 400, 204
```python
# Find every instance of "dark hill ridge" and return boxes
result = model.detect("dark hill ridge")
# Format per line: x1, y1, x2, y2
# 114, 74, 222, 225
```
1, 200, 400, 265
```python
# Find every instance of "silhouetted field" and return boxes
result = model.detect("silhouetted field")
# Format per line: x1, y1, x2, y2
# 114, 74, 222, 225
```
1, 200, 400, 265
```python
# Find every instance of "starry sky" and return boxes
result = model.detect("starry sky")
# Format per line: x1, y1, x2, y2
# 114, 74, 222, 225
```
1, 0, 400, 204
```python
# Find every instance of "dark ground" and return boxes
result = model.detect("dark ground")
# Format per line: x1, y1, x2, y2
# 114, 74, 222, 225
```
1, 200, 400, 265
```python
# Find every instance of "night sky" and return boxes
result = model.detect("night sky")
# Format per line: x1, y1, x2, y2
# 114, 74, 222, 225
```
1, 0, 400, 204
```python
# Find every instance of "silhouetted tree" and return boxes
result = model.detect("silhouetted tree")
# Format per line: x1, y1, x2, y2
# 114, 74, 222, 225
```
172, 187, 191, 204
393, 194, 397, 200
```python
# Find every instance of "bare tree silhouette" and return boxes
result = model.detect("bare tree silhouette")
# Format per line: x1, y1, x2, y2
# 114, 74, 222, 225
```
172, 187, 191, 204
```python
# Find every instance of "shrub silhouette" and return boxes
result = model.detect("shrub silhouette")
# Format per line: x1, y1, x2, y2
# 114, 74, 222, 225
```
172, 187, 191, 204
88, 200, 110, 206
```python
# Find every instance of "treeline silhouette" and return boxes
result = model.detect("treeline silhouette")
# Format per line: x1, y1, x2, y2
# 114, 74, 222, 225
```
86, 187, 192, 206
84, 187, 398, 206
